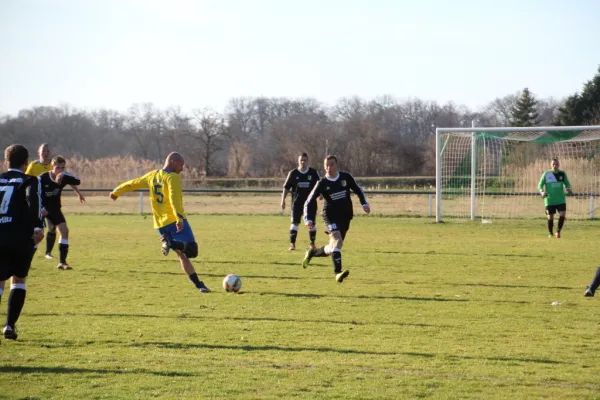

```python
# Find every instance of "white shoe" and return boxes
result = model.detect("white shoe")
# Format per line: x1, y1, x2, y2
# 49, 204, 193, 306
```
45, 253, 53, 259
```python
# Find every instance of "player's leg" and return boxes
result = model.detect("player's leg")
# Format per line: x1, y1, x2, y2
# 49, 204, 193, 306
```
56, 218, 71, 269
545, 206, 555, 237
584, 266, 600, 297
289, 202, 303, 250
332, 221, 350, 283
3, 243, 34, 340
45, 219, 57, 259
556, 205, 566, 238
302, 222, 332, 269
174, 250, 210, 293
306, 203, 317, 250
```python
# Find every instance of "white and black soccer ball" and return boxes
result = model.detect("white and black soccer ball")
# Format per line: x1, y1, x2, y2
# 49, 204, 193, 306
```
222, 274, 242, 293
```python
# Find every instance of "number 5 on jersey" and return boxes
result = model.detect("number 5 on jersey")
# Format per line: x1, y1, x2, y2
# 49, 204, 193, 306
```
153, 184, 164, 204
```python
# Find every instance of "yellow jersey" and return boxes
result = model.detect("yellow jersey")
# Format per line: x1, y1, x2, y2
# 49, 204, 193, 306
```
25, 160, 52, 176
111, 169, 186, 229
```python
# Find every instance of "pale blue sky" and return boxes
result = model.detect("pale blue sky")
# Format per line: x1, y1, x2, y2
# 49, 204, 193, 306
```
1, 0, 599, 116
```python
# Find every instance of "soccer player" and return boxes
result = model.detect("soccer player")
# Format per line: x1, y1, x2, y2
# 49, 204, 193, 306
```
39, 156, 81, 270
109, 152, 210, 293
26, 143, 85, 259
301, 155, 370, 282
584, 267, 600, 297
538, 158, 572, 238
0, 144, 45, 341
281, 153, 320, 250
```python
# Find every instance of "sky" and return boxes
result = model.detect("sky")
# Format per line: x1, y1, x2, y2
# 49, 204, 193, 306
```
1, 0, 599, 116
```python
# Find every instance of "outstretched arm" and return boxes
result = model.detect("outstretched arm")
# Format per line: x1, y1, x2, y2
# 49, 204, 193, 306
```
110, 174, 149, 201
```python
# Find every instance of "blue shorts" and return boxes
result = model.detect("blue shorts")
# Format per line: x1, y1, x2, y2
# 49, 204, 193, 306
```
157, 220, 196, 243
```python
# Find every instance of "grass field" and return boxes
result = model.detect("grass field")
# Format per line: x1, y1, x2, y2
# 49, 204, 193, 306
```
1, 212, 600, 399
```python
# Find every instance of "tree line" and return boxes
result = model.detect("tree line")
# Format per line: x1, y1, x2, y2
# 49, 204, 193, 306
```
2, 67, 599, 177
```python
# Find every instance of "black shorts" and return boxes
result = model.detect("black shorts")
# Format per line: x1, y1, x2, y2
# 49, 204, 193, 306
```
0, 238, 35, 281
46, 209, 66, 226
322, 218, 351, 240
291, 201, 316, 225
546, 203, 566, 215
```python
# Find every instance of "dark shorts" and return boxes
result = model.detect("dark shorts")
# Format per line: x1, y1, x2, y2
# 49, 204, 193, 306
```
291, 201, 316, 225
322, 218, 351, 240
157, 219, 196, 243
546, 203, 566, 215
0, 238, 35, 281
46, 209, 66, 226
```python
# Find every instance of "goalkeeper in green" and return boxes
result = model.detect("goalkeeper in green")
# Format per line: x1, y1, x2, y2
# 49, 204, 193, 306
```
538, 158, 572, 238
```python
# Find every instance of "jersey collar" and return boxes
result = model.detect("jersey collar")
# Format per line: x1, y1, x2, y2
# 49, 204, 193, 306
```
8, 168, 24, 173
325, 173, 340, 181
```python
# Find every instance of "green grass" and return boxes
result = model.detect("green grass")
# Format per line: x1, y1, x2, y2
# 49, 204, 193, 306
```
1, 215, 600, 399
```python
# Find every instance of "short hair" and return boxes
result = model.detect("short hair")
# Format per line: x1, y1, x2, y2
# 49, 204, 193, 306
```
4, 144, 29, 169
325, 155, 338, 164
552, 158, 559, 163
39, 143, 49, 151
299, 152, 308, 158
51, 156, 66, 166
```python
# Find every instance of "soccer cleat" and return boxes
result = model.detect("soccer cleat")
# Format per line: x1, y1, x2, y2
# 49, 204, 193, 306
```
63, 264, 73, 270
584, 287, 595, 297
3, 325, 18, 340
45, 253, 54, 259
548, 234, 554, 238
160, 233, 173, 256
198, 282, 211, 293
289, 243, 296, 251
555, 232, 561, 239
57, 263, 64, 270
302, 248, 314, 269
336, 270, 350, 283
309, 243, 317, 250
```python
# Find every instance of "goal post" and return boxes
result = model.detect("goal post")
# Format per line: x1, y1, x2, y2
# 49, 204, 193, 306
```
435, 125, 600, 222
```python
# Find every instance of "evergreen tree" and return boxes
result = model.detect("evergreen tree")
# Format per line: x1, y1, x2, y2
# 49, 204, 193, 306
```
510, 88, 539, 127
555, 65, 600, 126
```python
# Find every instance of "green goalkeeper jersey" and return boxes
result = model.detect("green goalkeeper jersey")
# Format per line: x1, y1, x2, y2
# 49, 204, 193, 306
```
538, 170, 571, 206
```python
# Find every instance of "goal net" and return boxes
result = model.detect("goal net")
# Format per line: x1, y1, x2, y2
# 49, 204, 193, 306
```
435, 125, 600, 222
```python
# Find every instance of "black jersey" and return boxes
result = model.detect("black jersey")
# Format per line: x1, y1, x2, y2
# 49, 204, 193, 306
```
0, 169, 44, 239
39, 171, 81, 211
283, 167, 320, 204
303, 171, 368, 223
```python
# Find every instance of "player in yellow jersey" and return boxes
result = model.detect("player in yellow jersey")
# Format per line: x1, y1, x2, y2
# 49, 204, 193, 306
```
109, 152, 210, 293
25, 143, 85, 259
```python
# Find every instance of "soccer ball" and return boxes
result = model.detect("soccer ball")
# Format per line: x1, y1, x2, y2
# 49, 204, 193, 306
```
223, 274, 242, 293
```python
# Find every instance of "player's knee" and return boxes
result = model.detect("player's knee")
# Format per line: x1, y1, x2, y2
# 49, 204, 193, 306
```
183, 242, 198, 258
330, 231, 343, 249
290, 224, 299, 231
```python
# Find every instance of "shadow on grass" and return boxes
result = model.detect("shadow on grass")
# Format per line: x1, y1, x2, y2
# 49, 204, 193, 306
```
18, 339, 569, 365
25, 312, 448, 328
449, 283, 574, 290
0, 365, 194, 377
374, 250, 543, 258
256, 291, 469, 302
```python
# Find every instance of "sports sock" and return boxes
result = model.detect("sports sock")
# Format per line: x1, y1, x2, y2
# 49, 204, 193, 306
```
313, 246, 327, 257
5, 283, 26, 328
289, 225, 298, 245
59, 239, 69, 264
309, 228, 317, 245
46, 231, 57, 255
188, 273, 204, 289
558, 216, 565, 232
332, 251, 342, 274
547, 219, 554, 235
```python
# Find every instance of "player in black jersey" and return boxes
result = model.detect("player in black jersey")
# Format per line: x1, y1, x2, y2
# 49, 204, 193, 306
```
301, 155, 370, 282
39, 156, 81, 270
0, 144, 45, 341
281, 153, 320, 250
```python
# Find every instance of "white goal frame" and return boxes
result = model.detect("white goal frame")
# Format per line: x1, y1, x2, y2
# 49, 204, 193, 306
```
435, 124, 600, 222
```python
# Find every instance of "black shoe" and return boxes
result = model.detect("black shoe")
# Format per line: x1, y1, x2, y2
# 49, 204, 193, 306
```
3, 325, 17, 340
160, 232, 173, 256
584, 286, 595, 297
